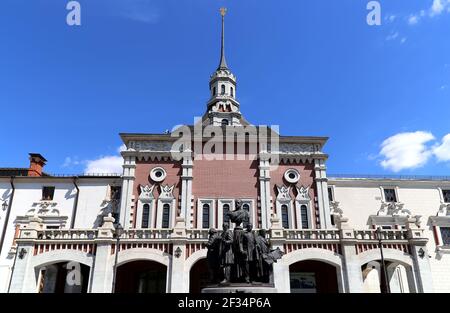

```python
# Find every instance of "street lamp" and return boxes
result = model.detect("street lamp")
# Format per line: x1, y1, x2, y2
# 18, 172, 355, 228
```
376, 226, 391, 294
2, 201, 8, 211
111, 223, 124, 293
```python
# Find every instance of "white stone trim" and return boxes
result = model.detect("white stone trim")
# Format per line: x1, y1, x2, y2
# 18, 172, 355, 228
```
196, 199, 215, 229
136, 199, 156, 229
218, 199, 234, 229
156, 199, 176, 229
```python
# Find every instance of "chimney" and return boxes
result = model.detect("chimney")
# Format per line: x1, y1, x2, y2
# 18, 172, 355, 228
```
28, 153, 47, 177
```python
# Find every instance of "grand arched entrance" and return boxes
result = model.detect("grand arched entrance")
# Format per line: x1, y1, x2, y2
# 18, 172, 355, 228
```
289, 260, 339, 293
115, 260, 167, 293
37, 262, 90, 293
362, 260, 414, 293
190, 258, 210, 293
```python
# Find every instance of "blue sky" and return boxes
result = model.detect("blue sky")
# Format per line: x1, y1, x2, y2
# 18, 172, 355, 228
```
1, 0, 450, 175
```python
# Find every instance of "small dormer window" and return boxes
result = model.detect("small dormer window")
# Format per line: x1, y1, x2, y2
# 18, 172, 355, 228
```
221, 84, 225, 95
230, 86, 234, 97
42, 186, 55, 201
384, 188, 397, 203
221, 119, 229, 126
213, 87, 216, 96
443, 190, 450, 203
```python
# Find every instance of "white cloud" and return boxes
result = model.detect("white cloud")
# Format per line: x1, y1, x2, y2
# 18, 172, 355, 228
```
84, 156, 123, 174
108, 0, 160, 24
62, 156, 82, 168
386, 31, 399, 41
83, 145, 126, 174
434, 134, 450, 162
379, 131, 435, 172
408, 15, 419, 25
400, 37, 407, 44
431, 0, 446, 16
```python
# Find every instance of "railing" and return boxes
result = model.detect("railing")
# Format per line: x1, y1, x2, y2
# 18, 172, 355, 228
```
119, 229, 171, 240
35, 229, 98, 240
186, 229, 209, 240
21, 228, 413, 244
328, 173, 450, 181
354, 229, 409, 241
284, 229, 341, 241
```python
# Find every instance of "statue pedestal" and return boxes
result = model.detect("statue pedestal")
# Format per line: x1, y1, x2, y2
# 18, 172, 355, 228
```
202, 283, 277, 293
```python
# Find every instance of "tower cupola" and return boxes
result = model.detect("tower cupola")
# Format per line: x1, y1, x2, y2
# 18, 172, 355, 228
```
206, 8, 242, 126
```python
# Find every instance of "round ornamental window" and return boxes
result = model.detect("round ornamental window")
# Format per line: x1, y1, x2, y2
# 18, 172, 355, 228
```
150, 167, 167, 182
284, 169, 300, 184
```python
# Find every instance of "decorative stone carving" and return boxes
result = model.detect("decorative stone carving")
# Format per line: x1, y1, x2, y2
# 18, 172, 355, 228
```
278, 143, 318, 155
438, 202, 450, 216
378, 201, 411, 217
276, 185, 291, 201
28, 201, 59, 216
139, 184, 155, 203
160, 185, 175, 199
330, 201, 344, 218
295, 186, 310, 202
129, 141, 173, 152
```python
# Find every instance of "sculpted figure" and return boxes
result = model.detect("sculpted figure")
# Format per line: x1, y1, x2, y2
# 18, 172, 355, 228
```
255, 229, 270, 282
206, 228, 221, 283
220, 223, 234, 284
242, 223, 257, 283
226, 200, 250, 227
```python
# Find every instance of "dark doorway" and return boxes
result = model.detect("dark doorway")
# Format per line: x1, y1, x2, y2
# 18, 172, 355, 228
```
38, 262, 90, 293
289, 260, 339, 293
190, 258, 210, 293
115, 260, 167, 293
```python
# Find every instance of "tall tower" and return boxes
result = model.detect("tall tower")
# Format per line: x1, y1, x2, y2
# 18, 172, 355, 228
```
206, 8, 242, 126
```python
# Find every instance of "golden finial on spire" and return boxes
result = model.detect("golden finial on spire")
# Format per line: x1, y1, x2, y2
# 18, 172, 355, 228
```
220, 7, 227, 17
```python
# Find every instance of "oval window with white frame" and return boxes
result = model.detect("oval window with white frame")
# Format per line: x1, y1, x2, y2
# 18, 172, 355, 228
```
284, 168, 300, 184
150, 167, 167, 182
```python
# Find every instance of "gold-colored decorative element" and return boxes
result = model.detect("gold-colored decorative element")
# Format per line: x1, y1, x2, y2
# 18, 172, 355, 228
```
220, 7, 227, 17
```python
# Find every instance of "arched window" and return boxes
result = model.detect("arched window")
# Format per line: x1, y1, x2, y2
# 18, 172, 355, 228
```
202, 204, 210, 229
223, 204, 230, 225
221, 119, 229, 126
142, 204, 150, 228
221, 84, 225, 95
162, 203, 170, 228
243, 203, 250, 212
281, 204, 289, 229
230, 86, 234, 97
300, 205, 309, 229
213, 87, 216, 96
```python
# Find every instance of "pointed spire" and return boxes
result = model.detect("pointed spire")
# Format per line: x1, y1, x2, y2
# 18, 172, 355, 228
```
218, 7, 228, 70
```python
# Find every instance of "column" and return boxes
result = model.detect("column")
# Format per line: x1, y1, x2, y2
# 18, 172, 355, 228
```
270, 216, 289, 292
259, 151, 272, 229
120, 153, 136, 229
180, 150, 193, 229
314, 159, 332, 229
169, 217, 188, 293
407, 221, 434, 293
9, 217, 43, 293
338, 217, 364, 293
90, 216, 115, 293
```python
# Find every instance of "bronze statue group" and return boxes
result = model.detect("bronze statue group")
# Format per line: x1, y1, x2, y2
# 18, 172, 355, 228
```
206, 200, 283, 285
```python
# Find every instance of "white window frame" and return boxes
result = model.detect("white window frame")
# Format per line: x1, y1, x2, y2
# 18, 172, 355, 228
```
218, 199, 234, 230
380, 186, 400, 203
197, 199, 215, 229
276, 199, 294, 229
429, 216, 450, 254
156, 198, 176, 229
295, 200, 313, 230
136, 199, 156, 229
327, 185, 336, 203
